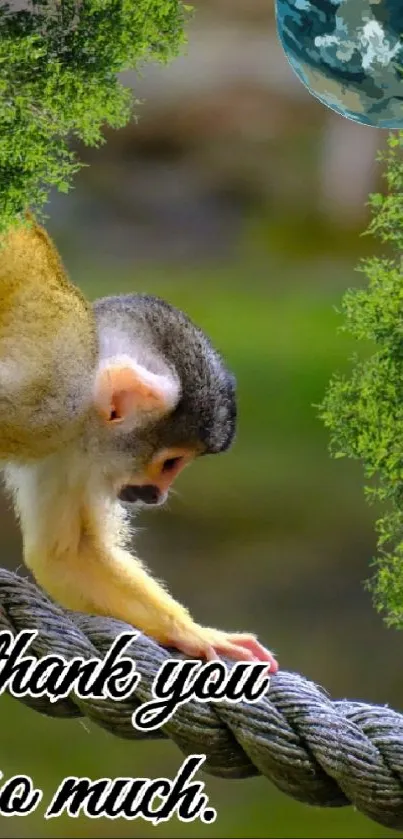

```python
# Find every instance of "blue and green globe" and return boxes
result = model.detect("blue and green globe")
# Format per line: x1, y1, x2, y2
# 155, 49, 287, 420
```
275, 0, 403, 128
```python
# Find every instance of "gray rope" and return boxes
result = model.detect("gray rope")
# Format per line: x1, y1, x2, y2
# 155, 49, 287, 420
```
0, 569, 402, 831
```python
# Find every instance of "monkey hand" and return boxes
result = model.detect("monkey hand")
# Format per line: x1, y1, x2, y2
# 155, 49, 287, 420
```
168, 622, 278, 673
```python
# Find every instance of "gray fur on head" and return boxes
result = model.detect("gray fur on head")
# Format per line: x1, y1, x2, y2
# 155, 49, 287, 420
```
92, 294, 237, 457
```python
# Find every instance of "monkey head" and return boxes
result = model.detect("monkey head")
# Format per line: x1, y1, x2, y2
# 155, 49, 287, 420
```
90, 294, 237, 507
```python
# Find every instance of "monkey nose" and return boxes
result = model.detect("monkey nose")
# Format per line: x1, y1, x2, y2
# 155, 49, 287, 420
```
118, 484, 161, 505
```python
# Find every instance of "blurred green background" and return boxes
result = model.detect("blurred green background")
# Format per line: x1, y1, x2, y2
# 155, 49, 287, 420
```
1, 1, 402, 837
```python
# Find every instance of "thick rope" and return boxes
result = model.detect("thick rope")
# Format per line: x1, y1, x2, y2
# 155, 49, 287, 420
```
0, 569, 402, 831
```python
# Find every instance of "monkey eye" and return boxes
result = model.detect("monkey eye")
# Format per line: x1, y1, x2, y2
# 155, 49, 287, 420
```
162, 456, 182, 474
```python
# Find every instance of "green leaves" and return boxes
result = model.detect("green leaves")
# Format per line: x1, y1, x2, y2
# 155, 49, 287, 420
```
320, 131, 403, 629
0, 0, 190, 233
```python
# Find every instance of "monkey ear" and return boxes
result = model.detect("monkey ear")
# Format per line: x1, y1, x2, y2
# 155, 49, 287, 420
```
93, 360, 179, 424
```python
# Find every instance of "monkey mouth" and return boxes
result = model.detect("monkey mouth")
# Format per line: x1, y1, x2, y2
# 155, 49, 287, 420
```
118, 484, 164, 506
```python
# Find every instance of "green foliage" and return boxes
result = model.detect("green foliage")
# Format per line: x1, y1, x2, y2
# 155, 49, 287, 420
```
0, 0, 190, 233
320, 130, 403, 629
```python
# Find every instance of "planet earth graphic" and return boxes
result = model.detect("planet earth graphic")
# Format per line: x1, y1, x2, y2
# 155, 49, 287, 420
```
275, 0, 403, 128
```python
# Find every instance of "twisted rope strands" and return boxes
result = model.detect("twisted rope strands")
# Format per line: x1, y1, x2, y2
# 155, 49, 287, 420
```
0, 568, 402, 830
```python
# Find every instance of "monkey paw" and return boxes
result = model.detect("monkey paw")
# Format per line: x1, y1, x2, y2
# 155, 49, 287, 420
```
168, 624, 278, 673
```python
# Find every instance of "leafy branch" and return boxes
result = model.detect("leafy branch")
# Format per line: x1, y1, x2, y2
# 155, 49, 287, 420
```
0, 0, 191, 233
320, 131, 403, 628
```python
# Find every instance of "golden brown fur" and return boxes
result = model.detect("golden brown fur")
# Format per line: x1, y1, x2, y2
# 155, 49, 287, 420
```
0, 216, 97, 459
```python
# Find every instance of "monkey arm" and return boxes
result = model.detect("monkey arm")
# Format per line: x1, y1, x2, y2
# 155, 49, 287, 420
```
28, 540, 275, 664
4, 460, 277, 667
31, 536, 198, 646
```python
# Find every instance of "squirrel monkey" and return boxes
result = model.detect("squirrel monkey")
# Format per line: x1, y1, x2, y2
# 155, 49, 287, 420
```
0, 216, 277, 670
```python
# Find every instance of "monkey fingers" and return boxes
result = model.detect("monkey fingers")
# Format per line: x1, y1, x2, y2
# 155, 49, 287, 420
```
203, 629, 278, 673
169, 624, 278, 673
